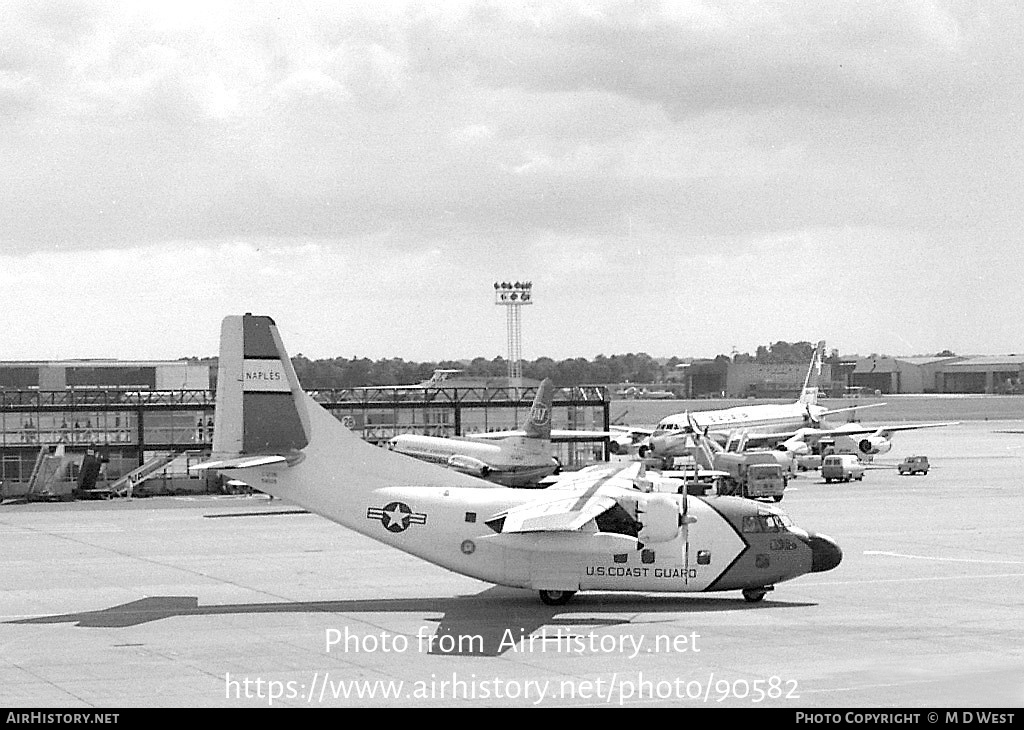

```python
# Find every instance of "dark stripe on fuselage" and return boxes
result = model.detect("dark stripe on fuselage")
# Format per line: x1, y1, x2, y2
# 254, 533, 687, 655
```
243, 315, 280, 359
699, 497, 751, 593
569, 470, 621, 511
243, 392, 308, 453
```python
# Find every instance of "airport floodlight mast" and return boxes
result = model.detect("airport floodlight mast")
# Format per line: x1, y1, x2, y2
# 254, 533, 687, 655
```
494, 281, 533, 388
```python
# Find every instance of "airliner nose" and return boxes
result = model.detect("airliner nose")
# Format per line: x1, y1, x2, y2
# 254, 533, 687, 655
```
806, 532, 843, 573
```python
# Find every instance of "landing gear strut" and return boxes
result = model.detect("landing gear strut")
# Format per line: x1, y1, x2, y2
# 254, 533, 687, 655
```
742, 586, 774, 603
538, 589, 576, 606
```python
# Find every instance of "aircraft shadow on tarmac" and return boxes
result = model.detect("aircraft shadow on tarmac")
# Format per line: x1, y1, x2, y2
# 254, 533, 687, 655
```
8, 587, 814, 657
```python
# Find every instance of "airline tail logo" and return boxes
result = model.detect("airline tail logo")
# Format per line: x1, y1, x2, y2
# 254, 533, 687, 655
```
529, 404, 551, 427
799, 341, 825, 406
523, 379, 554, 440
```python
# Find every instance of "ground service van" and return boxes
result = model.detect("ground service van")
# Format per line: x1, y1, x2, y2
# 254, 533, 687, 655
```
821, 454, 865, 483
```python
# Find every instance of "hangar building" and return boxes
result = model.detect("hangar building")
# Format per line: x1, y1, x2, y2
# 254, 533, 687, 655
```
939, 355, 1024, 394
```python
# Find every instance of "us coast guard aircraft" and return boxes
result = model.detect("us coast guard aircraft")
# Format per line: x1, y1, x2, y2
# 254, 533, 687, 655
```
196, 314, 842, 605
386, 378, 559, 487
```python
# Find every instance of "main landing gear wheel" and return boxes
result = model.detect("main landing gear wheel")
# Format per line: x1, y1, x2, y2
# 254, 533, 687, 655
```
539, 589, 576, 606
742, 588, 768, 603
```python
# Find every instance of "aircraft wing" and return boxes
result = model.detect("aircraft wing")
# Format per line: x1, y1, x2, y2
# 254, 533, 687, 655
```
740, 421, 960, 449
739, 430, 811, 448
490, 462, 645, 533
468, 427, 652, 441
465, 430, 521, 440
612, 425, 656, 437
818, 403, 888, 418
492, 492, 619, 533
465, 428, 610, 440
847, 422, 960, 438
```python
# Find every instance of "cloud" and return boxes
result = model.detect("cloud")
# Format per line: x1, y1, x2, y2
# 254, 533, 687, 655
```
0, 3, 1021, 359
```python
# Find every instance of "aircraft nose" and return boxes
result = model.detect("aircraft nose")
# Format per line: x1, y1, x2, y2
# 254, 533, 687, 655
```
806, 532, 843, 573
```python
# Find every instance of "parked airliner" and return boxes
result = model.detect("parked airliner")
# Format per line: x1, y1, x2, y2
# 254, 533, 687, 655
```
387, 379, 559, 487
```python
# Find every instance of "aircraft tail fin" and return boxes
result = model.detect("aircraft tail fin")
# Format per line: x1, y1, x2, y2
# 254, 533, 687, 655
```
210, 314, 311, 461
197, 314, 493, 507
522, 378, 554, 440
798, 340, 826, 406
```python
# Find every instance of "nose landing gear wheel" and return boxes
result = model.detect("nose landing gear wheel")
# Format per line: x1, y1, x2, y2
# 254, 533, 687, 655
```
538, 589, 576, 606
742, 587, 770, 603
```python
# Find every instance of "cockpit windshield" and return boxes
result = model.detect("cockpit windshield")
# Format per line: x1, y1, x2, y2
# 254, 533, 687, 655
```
742, 514, 787, 533
653, 422, 690, 437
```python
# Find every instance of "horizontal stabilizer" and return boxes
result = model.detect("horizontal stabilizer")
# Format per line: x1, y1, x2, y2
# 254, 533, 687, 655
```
190, 454, 288, 471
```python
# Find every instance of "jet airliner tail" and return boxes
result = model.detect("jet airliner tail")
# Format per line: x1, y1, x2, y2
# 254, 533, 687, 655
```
797, 340, 826, 407
522, 378, 554, 440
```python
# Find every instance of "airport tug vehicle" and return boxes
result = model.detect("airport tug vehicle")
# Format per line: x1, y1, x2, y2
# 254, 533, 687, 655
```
196, 315, 842, 605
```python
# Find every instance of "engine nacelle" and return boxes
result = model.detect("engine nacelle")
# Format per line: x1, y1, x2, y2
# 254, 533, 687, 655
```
447, 454, 491, 477
857, 436, 891, 456
607, 436, 633, 456
623, 493, 684, 545
777, 436, 810, 456
648, 432, 690, 458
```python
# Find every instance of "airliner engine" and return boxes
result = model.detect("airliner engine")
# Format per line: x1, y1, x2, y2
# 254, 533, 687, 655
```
777, 435, 811, 457
447, 454, 491, 477
858, 436, 892, 456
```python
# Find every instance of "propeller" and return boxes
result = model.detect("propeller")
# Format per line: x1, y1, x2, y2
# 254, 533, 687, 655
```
685, 411, 709, 438
803, 402, 825, 427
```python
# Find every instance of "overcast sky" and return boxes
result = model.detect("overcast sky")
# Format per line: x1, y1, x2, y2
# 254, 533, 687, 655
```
2, 1, 1022, 362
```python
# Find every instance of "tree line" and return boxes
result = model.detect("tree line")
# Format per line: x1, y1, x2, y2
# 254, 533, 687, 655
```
288, 341, 841, 388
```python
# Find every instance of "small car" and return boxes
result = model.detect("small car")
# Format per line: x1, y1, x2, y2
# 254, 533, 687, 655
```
898, 455, 930, 475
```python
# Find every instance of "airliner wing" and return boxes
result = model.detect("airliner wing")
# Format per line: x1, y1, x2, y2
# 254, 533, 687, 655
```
741, 421, 959, 448
468, 427, 653, 441
613, 425, 656, 437
466, 430, 521, 440
819, 403, 888, 418
856, 422, 960, 438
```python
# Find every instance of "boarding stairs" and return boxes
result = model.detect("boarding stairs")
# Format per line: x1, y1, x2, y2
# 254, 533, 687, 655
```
110, 451, 184, 497
26, 445, 76, 501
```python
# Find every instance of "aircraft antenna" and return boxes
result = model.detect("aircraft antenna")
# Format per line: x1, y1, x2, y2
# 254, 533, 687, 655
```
494, 280, 533, 388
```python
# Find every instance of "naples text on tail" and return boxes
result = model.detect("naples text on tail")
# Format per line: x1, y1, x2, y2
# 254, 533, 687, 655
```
196, 314, 841, 605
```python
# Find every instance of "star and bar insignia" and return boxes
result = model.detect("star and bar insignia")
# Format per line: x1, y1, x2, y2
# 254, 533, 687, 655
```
367, 501, 427, 533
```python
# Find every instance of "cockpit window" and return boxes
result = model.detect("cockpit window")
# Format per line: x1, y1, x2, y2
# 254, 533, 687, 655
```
742, 514, 785, 533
